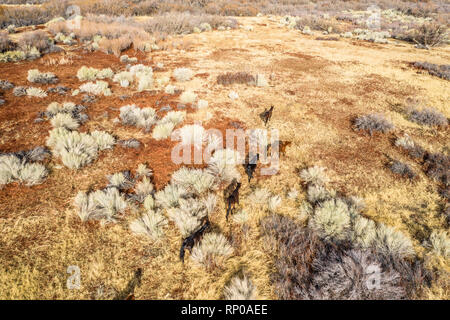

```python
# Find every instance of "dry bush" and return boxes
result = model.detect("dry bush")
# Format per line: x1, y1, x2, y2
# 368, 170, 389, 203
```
390, 160, 417, 180
18, 30, 50, 52
0, 32, 14, 53
0, 1, 66, 28
142, 12, 229, 35
217, 72, 255, 85
98, 36, 132, 57
354, 113, 394, 135
407, 106, 448, 126
261, 214, 426, 300
412, 62, 450, 81
410, 22, 448, 48
295, 16, 345, 33
423, 152, 449, 186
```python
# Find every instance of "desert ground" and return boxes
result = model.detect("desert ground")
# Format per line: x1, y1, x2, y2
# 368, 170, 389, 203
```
0, 2, 449, 300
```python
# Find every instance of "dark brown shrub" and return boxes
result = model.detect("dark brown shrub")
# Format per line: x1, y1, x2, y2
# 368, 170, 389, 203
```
423, 152, 449, 186
412, 62, 450, 81
260, 215, 423, 300
217, 72, 255, 85
390, 160, 417, 180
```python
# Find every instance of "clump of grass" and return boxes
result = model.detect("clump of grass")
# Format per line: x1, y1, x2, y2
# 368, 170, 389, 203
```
374, 224, 415, 260
176, 124, 206, 148
407, 107, 448, 127
217, 72, 255, 85
224, 275, 257, 300
190, 232, 233, 268
299, 166, 329, 186
412, 62, 449, 80
173, 68, 193, 82
152, 122, 175, 140
130, 210, 167, 240
107, 171, 134, 190
50, 113, 80, 130
0, 154, 48, 188
179, 91, 197, 104
354, 113, 394, 135
26, 87, 47, 98
27, 69, 58, 84
77, 66, 114, 81
46, 128, 115, 169
119, 104, 157, 132
308, 199, 351, 242
155, 183, 187, 210
390, 160, 417, 180
79, 80, 111, 96
426, 230, 449, 259
171, 167, 217, 195
74, 187, 128, 223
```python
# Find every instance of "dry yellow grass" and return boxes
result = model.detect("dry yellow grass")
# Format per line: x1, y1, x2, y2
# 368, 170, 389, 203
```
0, 16, 448, 299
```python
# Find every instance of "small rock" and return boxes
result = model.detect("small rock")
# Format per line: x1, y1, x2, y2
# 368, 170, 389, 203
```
160, 105, 172, 112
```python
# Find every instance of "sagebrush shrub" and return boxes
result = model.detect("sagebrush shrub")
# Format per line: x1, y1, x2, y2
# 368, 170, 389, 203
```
18, 30, 50, 52
0, 31, 14, 52
412, 62, 449, 80
27, 69, 58, 84
390, 160, 416, 180
408, 107, 448, 127
423, 152, 449, 186
354, 113, 394, 135
261, 215, 414, 300
0, 79, 14, 90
